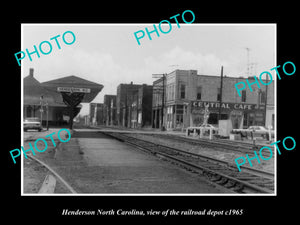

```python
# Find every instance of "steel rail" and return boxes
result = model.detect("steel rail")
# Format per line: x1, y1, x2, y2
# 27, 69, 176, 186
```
117, 132, 274, 179
102, 131, 274, 194
126, 132, 272, 158
27, 154, 77, 194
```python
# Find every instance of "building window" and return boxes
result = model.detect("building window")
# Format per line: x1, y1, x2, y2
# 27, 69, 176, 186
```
183, 105, 187, 114
243, 112, 248, 127
208, 113, 218, 125
241, 90, 246, 102
180, 84, 186, 99
176, 105, 183, 114
171, 84, 175, 100
259, 91, 266, 104
166, 85, 169, 101
176, 114, 183, 127
196, 86, 202, 100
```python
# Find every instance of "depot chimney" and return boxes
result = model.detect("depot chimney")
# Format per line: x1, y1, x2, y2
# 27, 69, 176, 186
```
29, 68, 34, 77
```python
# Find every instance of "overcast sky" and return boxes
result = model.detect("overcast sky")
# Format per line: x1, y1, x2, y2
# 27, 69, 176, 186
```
22, 24, 275, 115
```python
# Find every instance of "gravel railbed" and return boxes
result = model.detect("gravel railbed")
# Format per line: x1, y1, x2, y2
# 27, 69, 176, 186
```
23, 129, 72, 194
125, 133, 275, 173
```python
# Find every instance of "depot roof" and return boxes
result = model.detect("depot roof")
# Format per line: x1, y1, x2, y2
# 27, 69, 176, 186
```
24, 69, 104, 106
41, 75, 103, 103
23, 70, 65, 106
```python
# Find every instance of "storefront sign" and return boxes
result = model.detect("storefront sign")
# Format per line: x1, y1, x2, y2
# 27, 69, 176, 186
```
191, 101, 257, 111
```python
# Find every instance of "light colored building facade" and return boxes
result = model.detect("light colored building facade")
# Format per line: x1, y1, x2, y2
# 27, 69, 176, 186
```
152, 69, 275, 130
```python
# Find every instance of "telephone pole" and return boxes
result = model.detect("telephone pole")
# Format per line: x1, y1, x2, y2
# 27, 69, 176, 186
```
264, 73, 268, 127
246, 47, 250, 77
218, 66, 224, 122
152, 73, 166, 131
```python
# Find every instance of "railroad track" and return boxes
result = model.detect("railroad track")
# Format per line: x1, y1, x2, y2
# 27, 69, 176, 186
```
134, 133, 270, 157
94, 125, 271, 156
27, 154, 77, 194
102, 131, 275, 194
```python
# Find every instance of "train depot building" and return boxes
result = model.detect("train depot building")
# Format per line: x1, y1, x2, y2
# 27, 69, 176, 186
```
23, 68, 103, 128
152, 69, 274, 131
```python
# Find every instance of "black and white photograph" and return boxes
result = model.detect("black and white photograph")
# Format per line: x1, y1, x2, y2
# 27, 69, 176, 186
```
21, 24, 276, 195
4, 5, 298, 224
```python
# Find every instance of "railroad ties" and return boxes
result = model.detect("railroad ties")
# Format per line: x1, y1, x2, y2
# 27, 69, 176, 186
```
101, 131, 274, 194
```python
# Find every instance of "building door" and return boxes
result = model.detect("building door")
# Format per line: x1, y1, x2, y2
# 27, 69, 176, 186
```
230, 110, 243, 129
243, 112, 248, 128
152, 110, 155, 128
156, 109, 160, 128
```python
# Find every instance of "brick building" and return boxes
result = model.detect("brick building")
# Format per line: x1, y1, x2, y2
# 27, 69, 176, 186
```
89, 103, 104, 126
152, 69, 274, 130
116, 83, 153, 128
132, 84, 153, 128
116, 82, 143, 127
103, 95, 117, 126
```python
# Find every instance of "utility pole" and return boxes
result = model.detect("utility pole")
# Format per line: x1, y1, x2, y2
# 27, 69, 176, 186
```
40, 95, 44, 127
161, 74, 165, 131
152, 73, 166, 131
218, 66, 224, 123
246, 47, 250, 77
264, 73, 268, 127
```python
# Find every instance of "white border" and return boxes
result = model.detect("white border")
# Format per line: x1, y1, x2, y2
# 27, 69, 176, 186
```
21, 23, 24, 195
21, 23, 277, 196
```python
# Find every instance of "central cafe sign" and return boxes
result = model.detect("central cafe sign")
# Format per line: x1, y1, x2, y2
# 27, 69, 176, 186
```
191, 101, 259, 111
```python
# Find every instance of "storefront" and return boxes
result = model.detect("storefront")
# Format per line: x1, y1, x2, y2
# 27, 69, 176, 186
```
189, 101, 266, 129
165, 104, 186, 130
152, 69, 275, 131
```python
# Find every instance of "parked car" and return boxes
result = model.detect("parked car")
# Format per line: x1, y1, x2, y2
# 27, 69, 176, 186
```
247, 126, 274, 139
24, 117, 43, 132
232, 126, 274, 139
248, 126, 267, 132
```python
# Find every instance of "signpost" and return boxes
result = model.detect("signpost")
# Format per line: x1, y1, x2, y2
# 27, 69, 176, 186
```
57, 87, 90, 129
